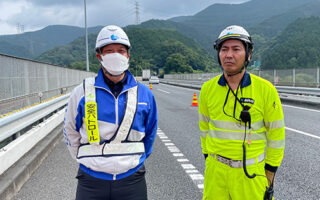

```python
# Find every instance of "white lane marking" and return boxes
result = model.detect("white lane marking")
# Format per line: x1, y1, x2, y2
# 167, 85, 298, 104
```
177, 158, 189, 162
189, 174, 204, 180
283, 104, 320, 113
157, 129, 204, 191
181, 164, 196, 169
198, 184, 204, 189
157, 89, 171, 94
285, 127, 320, 140
186, 170, 199, 173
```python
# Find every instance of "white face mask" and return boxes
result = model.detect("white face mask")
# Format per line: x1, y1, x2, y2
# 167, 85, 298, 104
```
100, 53, 129, 76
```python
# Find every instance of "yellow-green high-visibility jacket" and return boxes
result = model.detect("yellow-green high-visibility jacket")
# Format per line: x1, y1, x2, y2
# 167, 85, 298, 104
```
199, 71, 285, 167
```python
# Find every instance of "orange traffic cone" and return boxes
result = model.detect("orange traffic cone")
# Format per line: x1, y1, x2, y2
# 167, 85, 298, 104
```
149, 83, 153, 90
191, 92, 198, 107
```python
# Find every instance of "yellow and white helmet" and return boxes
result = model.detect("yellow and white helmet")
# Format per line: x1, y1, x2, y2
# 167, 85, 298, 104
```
214, 25, 253, 66
95, 25, 131, 53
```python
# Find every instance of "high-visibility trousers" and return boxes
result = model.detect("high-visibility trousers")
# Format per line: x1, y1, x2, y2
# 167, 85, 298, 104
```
203, 154, 269, 200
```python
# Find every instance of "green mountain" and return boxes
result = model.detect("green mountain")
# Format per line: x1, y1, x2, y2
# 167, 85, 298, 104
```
262, 17, 320, 69
170, 0, 317, 38
134, 0, 320, 55
250, 0, 320, 38
128, 19, 213, 54
36, 27, 218, 74
0, 40, 33, 58
2, 0, 320, 71
0, 25, 102, 59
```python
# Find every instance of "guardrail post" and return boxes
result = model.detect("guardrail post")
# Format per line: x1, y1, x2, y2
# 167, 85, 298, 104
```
317, 67, 320, 88
293, 68, 296, 87
258, 70, 261, 77
12, 132, 21, 140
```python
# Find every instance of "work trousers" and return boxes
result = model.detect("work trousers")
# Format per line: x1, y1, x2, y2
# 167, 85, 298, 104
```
75, 165, 147, 200
203, 155, 269, 200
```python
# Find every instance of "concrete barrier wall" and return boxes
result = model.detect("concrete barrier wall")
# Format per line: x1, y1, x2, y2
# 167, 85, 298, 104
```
0, 54, 96, 114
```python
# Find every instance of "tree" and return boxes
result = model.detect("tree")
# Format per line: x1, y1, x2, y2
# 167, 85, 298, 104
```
164, 53, 193, 74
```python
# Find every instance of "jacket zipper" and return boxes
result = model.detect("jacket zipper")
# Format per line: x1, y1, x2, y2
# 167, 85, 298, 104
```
95, 86, 133, 125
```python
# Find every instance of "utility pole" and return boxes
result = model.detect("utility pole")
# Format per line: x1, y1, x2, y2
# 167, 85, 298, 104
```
84, 0, 89, 71
135, 2, 140, 76
135, 2, 140, 25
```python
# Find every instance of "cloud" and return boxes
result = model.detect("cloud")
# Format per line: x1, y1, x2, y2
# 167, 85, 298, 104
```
0, 0, 250, 35
24, 0, 93, 6
0, 0, 33, 34
0, 0, 85, 35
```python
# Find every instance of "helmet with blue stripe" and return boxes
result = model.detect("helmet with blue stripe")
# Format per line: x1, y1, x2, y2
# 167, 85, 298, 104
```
214, 25, 253, 66
95, 25, 131, 53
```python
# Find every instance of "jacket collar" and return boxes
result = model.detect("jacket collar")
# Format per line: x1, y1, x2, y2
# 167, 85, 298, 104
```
95, 69, 137, 92
218, 71, 251, 88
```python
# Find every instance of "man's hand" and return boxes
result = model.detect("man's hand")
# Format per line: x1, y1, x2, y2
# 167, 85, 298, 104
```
265, 169, 275, 186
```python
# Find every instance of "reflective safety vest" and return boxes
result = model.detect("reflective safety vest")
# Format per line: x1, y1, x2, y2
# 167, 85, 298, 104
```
77, 77, 145, 159
199, 72, 285, 167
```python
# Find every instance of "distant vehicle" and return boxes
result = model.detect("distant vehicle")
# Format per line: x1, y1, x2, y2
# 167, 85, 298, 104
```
149, 76, 159, 84
142, 69, 151, 81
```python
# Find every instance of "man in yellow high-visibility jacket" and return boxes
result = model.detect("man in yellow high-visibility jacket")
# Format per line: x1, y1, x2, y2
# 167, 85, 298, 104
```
199, 25, 285, 200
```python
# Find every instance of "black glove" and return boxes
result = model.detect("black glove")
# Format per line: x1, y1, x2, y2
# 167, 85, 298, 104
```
203, 154, 208, 160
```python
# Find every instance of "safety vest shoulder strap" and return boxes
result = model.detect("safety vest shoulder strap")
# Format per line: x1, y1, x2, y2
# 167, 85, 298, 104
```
111, 85, 138, 143
84, 77, 100, 144
78, 79, 143, 160
84, 77, 96, 103
83, 77, 139, 144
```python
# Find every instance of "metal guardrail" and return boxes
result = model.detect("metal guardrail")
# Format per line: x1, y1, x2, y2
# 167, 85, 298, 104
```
1, 81, 319, 145
0, 94, 70, 144
275, 86, 320, 96
0, 85, 75, 105
160, 79, 320, 97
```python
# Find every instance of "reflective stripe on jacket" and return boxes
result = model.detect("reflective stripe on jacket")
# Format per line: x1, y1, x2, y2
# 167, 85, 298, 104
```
64, 69, 158, 180
199, 71, 285, 167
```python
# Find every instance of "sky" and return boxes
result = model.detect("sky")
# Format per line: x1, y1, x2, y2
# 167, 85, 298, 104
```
0, 0, 249, 35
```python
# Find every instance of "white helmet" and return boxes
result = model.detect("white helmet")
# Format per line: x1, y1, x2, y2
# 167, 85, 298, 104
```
214, 25, 253, 67
214, 25, 253, 51
95, 25, 131, 53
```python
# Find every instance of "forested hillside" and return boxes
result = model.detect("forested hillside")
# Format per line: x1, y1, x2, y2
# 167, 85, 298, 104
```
262, 17, 320, 69
249, 1, 320, 38
2, 0, 320, 71
0, 25, 102, 59
36, 28, 218, 75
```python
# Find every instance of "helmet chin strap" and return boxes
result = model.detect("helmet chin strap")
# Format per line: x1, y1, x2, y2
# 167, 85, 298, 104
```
225, 61, 248, 77
226, 66, 244, 77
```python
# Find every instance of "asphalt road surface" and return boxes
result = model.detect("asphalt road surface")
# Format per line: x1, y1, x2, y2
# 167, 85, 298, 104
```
15, 83, 320, 200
